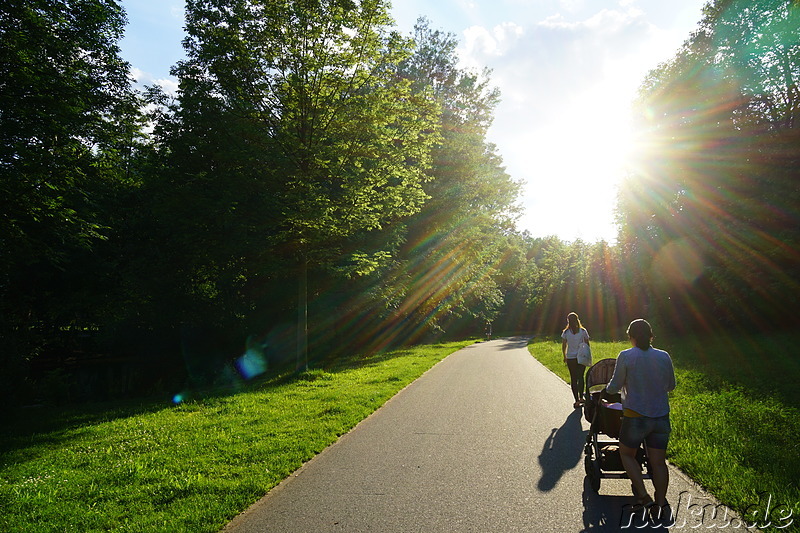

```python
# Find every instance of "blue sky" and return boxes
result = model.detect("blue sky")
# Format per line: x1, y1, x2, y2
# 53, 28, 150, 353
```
119, 0, 709, 242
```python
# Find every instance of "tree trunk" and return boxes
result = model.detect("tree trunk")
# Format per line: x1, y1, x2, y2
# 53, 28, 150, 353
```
296, 255, 308, 372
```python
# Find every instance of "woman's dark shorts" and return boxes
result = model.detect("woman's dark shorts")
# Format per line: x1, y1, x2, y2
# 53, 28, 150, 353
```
619, 414, 671, 450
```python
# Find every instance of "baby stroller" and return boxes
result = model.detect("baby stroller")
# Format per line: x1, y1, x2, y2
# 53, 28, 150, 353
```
583, 358, 650, 493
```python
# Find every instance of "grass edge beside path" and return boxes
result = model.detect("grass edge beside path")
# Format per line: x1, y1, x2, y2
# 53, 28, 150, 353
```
527, 337, 800, 532
0, 339, 475, 533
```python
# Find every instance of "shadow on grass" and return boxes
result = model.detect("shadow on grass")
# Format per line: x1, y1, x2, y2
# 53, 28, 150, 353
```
0, 339, 474, 454
667, 332, 798, 408
1, 397, 173, 450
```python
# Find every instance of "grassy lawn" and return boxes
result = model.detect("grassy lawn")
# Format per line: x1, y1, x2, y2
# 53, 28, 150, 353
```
528, 333, 800, 530
0, 340, 474, 533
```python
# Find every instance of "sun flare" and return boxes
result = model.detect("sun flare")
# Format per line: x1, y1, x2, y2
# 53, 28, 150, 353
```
519, 93, 633, 242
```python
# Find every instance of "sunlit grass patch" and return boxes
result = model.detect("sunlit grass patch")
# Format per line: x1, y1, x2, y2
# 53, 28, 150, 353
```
669, 384, 800, 521
0, 340, 473, 533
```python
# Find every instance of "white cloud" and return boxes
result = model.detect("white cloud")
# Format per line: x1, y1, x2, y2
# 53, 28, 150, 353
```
155, 77, 180, 95
460, 22, 524, 62
130, 67, 179, 95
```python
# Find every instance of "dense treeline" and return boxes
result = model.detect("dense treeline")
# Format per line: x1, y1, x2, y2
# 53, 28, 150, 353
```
617, 0, 800, 332
1, 0, 798, 405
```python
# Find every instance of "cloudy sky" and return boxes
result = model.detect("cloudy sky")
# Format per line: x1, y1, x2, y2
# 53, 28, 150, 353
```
120, 0, 709, 242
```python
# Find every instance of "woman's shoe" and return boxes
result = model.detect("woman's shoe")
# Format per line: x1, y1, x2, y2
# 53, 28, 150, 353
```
650, 503, 673, 525
634, 494, 654, 509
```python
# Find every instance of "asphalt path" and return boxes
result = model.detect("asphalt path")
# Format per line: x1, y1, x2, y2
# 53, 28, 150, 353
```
223, 337, 741, 532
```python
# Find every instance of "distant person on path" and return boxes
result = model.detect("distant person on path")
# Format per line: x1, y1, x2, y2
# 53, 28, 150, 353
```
605, 319, 676, 521
561, 312, 590, 408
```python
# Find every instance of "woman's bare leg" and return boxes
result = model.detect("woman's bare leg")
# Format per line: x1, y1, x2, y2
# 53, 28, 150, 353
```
619, 442, 649, 501
646, 446, 669, 507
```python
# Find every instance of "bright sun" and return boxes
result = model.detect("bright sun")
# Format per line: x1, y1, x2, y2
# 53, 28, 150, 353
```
513, 88, 634, 243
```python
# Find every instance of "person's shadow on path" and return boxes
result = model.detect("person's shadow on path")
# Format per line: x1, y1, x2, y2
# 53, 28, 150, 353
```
535, 410, 670, 531
580, 473, 670, 531
536, 409, 585, 491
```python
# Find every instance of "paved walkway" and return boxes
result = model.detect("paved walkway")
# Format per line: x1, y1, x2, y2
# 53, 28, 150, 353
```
224, 337, 739, 532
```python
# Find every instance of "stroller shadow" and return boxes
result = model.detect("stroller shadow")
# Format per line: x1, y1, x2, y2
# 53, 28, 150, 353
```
537, 409, 585, 491
580, 477, 671, 532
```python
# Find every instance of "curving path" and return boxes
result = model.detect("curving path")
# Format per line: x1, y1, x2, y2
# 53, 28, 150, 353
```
223, 337, 741, 532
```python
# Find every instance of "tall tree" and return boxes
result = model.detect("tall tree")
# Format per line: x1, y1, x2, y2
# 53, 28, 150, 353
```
285, 19, 524, 351
0, 0, 142, 399
383, 19, 521, 340
162, 0, 439, 368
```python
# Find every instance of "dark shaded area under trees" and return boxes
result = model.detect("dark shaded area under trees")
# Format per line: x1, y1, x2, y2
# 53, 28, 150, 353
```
1, 0, 798, 406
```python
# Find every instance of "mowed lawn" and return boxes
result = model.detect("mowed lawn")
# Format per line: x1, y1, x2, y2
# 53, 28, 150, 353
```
0, 340, 473, 533
528, 332, 800, 530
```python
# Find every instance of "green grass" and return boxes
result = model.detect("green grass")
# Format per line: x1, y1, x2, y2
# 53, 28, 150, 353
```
0, 340, 474, 533
529, 334, 800, 531
527, 338, 630, 384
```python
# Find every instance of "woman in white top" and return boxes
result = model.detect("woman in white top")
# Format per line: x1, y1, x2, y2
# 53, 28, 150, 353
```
561, 312, 590, 408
